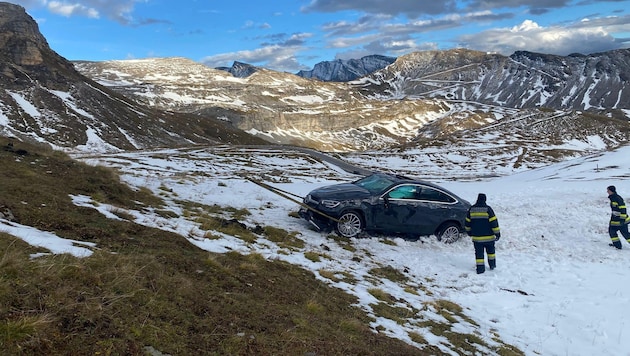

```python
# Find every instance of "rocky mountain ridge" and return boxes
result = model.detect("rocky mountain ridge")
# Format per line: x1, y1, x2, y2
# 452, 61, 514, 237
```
355, 48, 630, 116
0, 3, 266, 152
296, 55, 396, 82
216, 61, 259, 78
73, 50, 630, 154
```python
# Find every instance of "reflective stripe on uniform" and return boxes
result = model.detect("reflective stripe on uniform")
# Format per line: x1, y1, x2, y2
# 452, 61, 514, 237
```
470, 212, 489, 218
472, 235, 496, 242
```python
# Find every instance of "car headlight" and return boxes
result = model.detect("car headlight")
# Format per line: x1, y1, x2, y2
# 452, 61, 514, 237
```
320, 199, 341, 209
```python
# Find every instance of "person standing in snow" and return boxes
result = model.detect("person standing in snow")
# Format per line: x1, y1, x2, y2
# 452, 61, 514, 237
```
607, 185, 630, 249
465, 193, 501, 274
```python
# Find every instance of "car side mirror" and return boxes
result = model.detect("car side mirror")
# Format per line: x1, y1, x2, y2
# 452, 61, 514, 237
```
383, 195, 390, 209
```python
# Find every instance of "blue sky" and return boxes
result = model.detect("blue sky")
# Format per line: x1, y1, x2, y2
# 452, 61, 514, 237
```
10, 0, 630, 72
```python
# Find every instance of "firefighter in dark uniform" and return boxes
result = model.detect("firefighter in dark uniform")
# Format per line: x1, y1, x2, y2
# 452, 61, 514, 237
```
607, 185, 630, 249
465, 193, 501, 274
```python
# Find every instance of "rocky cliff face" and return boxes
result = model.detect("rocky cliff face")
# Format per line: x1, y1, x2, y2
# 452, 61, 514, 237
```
0, 4, 77, 85
215, 61, 259, 78
0, 3, 266, 151
296, 55, 396, 82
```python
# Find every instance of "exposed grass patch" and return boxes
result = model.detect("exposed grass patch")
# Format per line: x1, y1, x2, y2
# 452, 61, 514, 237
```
318, 269, 340, 282
327, 234, 358, 252
304, 251, 322, 262
319, 270, 358, 284
195, 214, 259, 243
494, 344, 527, 355
202, 231, 223, 240
408, 331, 428, 345
153, 208, 179, 219
368, 288, 395, 302
379, 238, 397, 246
176, 199, 251, 221
430, 299, 479, 327
368, 265, 409, 284
404, 286, 421, 295
263, 226, 305, 249
413, 299, 524, 355
108, 206, 136, 221
371, 302, 417, 325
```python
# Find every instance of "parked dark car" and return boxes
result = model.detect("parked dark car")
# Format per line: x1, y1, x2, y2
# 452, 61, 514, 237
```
299, 173, 471, 241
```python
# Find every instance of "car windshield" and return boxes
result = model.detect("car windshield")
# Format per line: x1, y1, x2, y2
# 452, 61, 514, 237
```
354, 174, 397, 194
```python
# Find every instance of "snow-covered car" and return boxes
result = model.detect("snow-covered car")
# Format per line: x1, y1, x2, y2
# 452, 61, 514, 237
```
299, 173, 471, 241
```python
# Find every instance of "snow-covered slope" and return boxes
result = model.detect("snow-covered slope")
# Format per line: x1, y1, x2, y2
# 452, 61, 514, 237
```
8, 142, 629, 355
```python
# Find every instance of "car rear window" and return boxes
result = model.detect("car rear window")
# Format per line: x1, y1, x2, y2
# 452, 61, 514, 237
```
418, 187, 456, 203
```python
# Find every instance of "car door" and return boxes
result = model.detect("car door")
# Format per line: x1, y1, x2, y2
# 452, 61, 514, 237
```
413, 185, 457, 234
372, 184, 457, 235
371, 184, 425, 234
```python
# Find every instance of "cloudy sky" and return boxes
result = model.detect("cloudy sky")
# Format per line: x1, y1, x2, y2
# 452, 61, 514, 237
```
11, 0, 630, 72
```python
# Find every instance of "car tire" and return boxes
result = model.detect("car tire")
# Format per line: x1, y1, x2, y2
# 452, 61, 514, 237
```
436, 222, 462, 243
335, 211, 364, 238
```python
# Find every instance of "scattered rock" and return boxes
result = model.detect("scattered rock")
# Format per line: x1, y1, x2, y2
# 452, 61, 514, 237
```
0, 205, 16, 221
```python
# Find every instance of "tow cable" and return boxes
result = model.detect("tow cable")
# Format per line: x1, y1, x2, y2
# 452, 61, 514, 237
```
241, 175, 340, 223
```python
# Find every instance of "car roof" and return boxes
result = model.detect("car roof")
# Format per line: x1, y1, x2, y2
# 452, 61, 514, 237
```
370, 172, 463, 197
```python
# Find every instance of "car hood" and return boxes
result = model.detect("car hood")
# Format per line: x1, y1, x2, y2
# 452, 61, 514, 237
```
308, 183, 371, 200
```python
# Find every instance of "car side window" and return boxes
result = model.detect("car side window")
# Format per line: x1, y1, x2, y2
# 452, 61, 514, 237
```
417, 186, 456, 203
387, 185, 419, 200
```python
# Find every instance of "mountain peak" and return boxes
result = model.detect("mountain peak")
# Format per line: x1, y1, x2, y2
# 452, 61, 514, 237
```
0, 3, 48, 66
220, 61, 259, 78
296, 54, 396, 82
0, 2, 79, 87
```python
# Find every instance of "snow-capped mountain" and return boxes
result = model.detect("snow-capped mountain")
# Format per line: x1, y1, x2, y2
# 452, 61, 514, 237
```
0, 3, 266, 152
356, 48, 630, 115
74, 53, 630, 168
296, 55, 396, 82
1, 1, 629, 170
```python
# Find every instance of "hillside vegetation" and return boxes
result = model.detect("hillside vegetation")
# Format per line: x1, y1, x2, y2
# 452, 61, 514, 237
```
0, 137, 437, 355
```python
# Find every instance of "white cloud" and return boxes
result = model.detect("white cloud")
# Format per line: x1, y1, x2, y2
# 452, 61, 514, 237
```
22, 0, 138, 24
201, 45, 304, 72
458, 18, 624, 55
47, 1, 99, 18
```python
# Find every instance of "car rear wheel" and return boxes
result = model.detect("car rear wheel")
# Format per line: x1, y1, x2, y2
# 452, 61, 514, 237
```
335, 211, 364, 238
436, 223, 462, 243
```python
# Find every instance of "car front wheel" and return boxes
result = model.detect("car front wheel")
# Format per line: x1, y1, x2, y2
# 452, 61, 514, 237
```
436, 223, 462, 243
335, 211, 364, 238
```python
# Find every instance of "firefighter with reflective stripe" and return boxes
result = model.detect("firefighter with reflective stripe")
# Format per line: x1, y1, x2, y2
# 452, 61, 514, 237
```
465, 193, 500, 274
607, 185, 630, 249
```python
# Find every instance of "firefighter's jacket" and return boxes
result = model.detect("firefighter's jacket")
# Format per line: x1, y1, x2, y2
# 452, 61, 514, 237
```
465, 202, 500, 242
609, 193, 630, 226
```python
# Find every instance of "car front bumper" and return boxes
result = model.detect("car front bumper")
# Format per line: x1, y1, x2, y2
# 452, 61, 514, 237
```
299, 207, 334, 233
